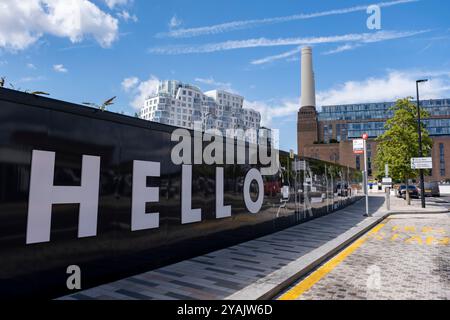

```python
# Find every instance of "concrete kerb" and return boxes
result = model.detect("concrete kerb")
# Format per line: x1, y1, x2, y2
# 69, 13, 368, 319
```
226, 206, 449, 301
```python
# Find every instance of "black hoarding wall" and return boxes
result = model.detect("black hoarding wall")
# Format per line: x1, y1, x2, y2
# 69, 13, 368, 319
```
0, 88, 363, 298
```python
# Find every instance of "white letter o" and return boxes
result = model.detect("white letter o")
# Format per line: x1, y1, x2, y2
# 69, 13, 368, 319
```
243, 168, 264, 214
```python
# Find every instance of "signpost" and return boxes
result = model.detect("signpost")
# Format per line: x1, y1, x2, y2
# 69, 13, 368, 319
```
382, 177, 392, 187
411, 157, 433, 169
360, 134, 371, 217
353, 139, 364, 154
411, 157, 432, 209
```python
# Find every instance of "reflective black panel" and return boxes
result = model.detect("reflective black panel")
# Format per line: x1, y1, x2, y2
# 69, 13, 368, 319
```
0, 88, 362, 298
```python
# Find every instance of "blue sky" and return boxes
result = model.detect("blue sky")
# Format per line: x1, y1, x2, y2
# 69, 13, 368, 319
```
1, 0, 449, 151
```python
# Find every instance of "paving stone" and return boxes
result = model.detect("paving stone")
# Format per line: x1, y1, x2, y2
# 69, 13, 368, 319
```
296, 213, 450, 300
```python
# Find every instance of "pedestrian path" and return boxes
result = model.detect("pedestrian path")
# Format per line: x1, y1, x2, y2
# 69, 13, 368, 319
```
279, 213, 450, 300
60, 195, 449, 300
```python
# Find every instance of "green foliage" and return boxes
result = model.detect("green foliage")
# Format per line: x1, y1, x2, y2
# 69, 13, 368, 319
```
374, 97, 432, 182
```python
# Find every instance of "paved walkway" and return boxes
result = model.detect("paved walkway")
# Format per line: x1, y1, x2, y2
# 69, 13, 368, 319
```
279, 213, 450, 300
60, 194, 449, 300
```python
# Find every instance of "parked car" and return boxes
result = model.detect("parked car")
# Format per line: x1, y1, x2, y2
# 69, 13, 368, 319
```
396, 185, 405, 198
419, 182, 440, 197
398, 185, 420, 199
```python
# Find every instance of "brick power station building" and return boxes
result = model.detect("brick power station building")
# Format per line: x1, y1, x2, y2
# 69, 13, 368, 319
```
297, 47, 450, 182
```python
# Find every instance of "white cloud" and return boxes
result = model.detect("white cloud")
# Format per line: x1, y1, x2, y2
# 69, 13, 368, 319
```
118, 10, 137, 22
27, 63, 36, 69
245, 69, 450, 127
195, 77, 233, 91
316, 70, 450, 106
157, 0, 419, 38
53, 64, 68, 73
169, 15, 182, 29
122, 76, 160, 109
251, 47, 302, 65
249, 30, 427, 65
245, 99, 299, 127
18, 75, 46, 83
322, 43, 362, 55
150, 30, 429, 55
0, 0, 119, 51
121, 76, 139, 91
104, 0, 130, 9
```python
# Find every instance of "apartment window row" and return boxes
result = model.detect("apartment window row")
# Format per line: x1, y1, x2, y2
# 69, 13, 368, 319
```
440, 143, 446, 177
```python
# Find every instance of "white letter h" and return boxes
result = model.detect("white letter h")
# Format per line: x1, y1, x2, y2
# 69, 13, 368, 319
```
26, 150, 100, 244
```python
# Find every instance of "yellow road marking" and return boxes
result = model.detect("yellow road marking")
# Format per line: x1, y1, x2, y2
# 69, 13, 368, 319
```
426, 236, 435, 245
422, 227, 433, 233
278, 222, 386, 301
405, 236, 423, 245
391, 233, 400, 241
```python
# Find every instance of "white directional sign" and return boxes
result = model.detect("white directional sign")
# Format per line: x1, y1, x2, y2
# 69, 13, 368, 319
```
353, 139, 364, 155
382, 177, 392, 187
411, 157, 433, 169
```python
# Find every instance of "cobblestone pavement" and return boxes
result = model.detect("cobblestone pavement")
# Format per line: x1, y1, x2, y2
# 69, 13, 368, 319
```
279, 213, 450, 300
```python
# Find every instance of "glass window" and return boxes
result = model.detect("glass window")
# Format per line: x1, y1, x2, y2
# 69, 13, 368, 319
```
356, 156, 361, 171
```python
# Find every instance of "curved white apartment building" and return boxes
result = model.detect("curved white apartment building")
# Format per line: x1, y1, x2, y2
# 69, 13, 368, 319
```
139, 80, 261, 142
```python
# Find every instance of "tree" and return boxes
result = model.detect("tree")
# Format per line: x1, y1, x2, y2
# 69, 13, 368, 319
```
374, 97, 432, 204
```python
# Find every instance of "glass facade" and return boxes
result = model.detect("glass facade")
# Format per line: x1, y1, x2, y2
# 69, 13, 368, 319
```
323, 124, 333, 142
440, 143, 446, 177
319, 99, 450, 122
318, 99, 450, 140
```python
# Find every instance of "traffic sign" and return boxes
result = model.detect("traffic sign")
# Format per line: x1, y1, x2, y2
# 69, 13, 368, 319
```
411, 157, 433, 169
382, 177, 392, 187
353, 139, 364, 154
362, 133, 369, 140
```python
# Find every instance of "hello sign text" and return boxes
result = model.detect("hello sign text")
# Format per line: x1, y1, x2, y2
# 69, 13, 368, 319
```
26, 128, 280, 244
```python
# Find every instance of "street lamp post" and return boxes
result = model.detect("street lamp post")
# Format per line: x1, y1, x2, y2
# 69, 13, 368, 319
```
362, 133, 371, 217
416, 79, 428, 209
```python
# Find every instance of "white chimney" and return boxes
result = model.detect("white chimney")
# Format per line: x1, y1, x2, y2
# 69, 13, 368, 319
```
300, 46, 316, 108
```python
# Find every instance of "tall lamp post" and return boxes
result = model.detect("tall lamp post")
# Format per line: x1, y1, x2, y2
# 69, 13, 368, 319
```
362, 133, 370, 217
416, 79, 428, 209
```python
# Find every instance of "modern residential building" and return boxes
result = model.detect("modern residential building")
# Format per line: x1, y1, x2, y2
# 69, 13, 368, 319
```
297, 47, 450, 182
298, 99, 450, 181
139, 80, 262, 142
